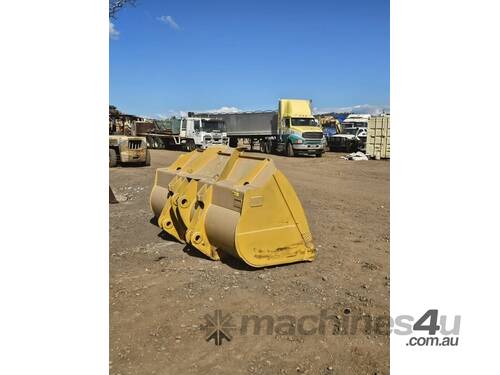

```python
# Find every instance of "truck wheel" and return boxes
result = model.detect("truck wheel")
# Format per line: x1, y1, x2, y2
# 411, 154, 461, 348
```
144, 149, 151, 166
185, 140, 195, 152
266, 141, 273, 154
261, 140, 270, 154
146, 136, 154, 148
109, 148, 118, 167
286, 142, 295, 157
153, 137, 163, 149
229, 137, 238, 148
316, 151, 323, 157
350, 141, 359, 152
260, 140, 266, 153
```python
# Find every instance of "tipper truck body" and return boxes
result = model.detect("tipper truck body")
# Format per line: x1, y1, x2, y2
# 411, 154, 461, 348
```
198, 99, 326, 157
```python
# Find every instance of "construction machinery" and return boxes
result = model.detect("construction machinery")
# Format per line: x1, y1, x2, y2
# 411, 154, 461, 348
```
150, 146, 316, 267
109, 135, 150, 167
198, 99, 326, 157
109, 105, 151, 167
317, 115, 343, 138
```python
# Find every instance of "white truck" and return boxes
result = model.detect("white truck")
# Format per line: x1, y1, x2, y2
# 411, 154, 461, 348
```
182, 117, 229, 150
342, 114, 371, 128
339, 114, 371, 152
134, 116, 228, 151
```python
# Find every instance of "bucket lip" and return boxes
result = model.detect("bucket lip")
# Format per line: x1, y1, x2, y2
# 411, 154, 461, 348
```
234, 234, 316, 268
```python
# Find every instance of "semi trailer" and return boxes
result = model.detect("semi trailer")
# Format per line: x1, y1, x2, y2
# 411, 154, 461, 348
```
198, 99, 326, 157
134, 117, 228, 151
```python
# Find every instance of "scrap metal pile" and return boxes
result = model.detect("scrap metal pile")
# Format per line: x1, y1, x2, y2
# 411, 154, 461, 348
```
150, 146, 316, 267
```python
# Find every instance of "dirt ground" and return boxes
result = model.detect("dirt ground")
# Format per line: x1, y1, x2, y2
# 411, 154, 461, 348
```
110, 149, 390, 375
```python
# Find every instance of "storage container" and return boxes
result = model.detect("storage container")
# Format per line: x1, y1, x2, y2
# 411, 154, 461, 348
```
366, 116, 390, 159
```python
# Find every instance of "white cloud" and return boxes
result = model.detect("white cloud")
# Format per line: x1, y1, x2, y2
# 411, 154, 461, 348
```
314, 104, 389, 115
152, 106, 242, 119
203, 106, 241, 114
157, 15, 180, 30
109, 22, 120, 39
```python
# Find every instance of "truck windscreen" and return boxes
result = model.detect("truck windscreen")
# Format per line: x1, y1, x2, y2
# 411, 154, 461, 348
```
291, 118, 318, 127
202, 120, 225, 132
343, 121, 368, 128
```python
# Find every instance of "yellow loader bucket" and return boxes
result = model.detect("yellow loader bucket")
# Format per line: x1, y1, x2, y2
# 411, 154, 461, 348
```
151, 150, 315, 267
150, 146, 237, 242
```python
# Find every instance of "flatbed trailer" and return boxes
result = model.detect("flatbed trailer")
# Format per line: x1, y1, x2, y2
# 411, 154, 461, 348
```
133, 118, 228, 151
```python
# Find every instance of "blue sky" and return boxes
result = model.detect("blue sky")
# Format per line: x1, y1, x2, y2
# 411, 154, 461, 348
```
110, 0, 389, 117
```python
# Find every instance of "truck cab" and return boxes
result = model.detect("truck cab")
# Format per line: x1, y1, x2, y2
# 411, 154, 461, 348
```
180, 117, 228, 150
278, 99, 326, 157
342, 114, 371, 128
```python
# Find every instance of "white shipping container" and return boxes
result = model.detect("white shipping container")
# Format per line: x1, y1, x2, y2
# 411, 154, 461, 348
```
366, 116, 390, 159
